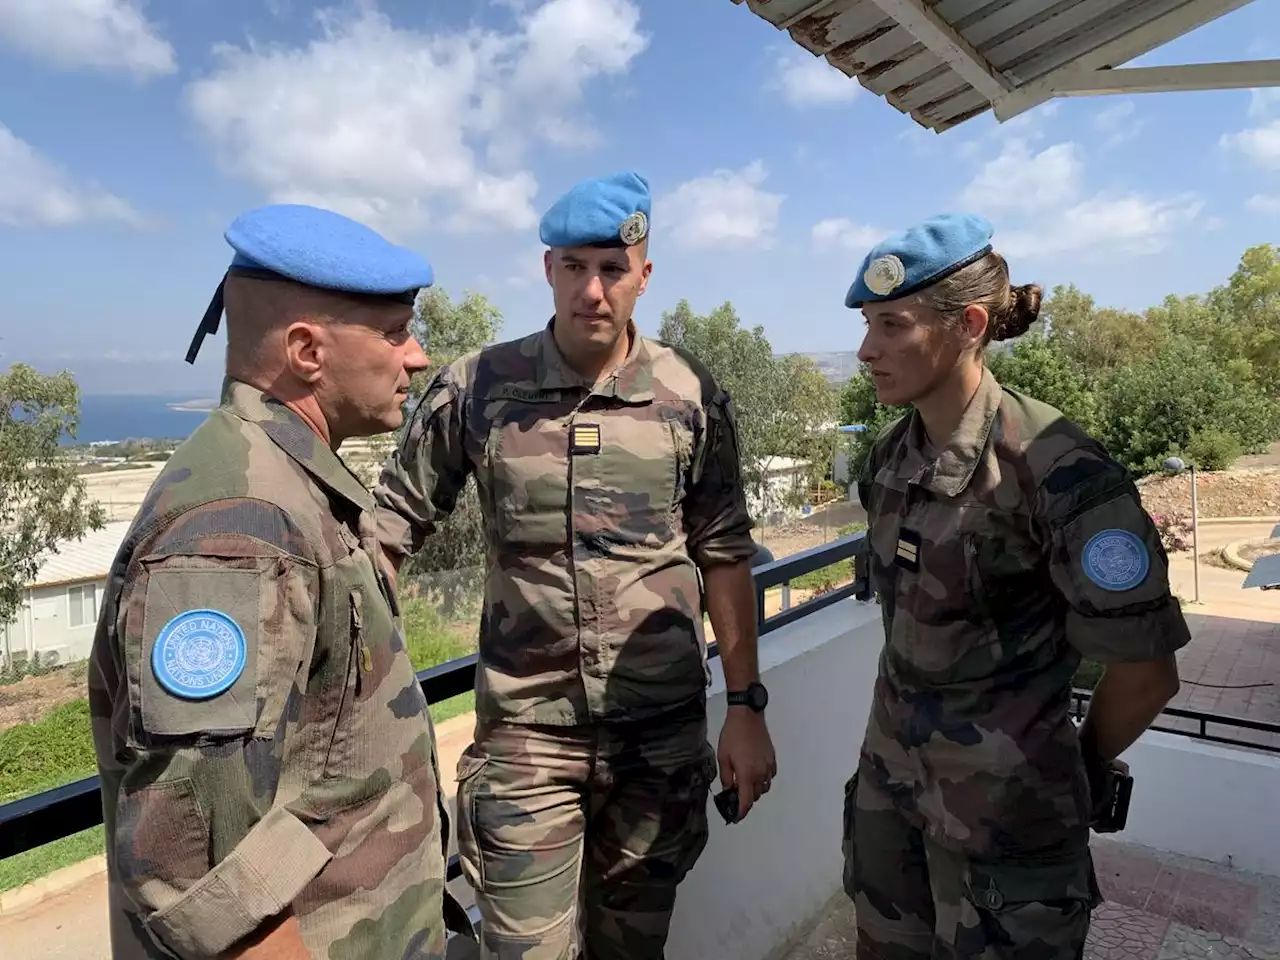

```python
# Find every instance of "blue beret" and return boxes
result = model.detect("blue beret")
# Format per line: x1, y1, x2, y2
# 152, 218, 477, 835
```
844, 212, 994, 309
186, 203, 433, 363
539, 171, 651, 249
225, 203, 433, 296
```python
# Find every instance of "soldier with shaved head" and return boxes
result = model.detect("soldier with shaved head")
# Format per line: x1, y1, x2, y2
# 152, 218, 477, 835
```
374, 171, 776, 959
88, 204, 467, 959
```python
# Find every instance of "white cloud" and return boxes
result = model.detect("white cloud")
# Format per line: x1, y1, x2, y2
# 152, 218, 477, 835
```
506, 246, 550, 287
657, 161, 784, 249
959, 135, 1201, 259
811, 218, 884, 254
185, 1, 648, 237
1248, 193, 1280, 214
1092, 100, 1144, 148
959, 139, 1083, 213
0, 0, 175, 78
999, 193, 1203, 259
772, 49, 858, 107
1221, 119, 1280, 171
0, 123, 143, 227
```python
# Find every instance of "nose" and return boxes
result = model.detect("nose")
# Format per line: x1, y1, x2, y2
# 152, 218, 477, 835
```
856, 333, 876, 364
404, 336, 430, 373
580, 272, 606, 305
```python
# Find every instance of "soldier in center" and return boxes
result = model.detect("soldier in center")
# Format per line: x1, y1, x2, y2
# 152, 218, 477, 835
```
374, 171, 777, 959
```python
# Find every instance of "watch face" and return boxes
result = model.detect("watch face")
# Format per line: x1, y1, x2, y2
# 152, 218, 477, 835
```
748, 682, 768, 710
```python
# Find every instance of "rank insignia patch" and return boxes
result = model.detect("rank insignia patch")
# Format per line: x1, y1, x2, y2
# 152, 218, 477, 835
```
895, 528, 921, 572
570, 423, 602, 455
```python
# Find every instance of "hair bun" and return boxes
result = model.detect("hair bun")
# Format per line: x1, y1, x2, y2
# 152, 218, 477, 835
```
993, 283, 1043, 341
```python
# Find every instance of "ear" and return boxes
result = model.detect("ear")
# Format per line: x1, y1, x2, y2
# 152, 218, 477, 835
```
630, 243, 653, 298
961, 304, 990, 346
284, 320, 324, 383
544, 249, 553, 287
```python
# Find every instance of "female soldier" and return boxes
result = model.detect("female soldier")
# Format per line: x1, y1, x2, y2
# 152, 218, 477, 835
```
842, 212, 1189, 958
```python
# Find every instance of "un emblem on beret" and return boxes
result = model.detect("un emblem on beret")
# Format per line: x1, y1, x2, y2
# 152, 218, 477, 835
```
619, 211, 648, 246
864, 254, 906, 297
1081, 529, 1150, 592
151, 609, 248, 700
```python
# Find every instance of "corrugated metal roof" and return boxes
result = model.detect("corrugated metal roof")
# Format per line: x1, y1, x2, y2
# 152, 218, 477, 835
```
729, 0, 1257, 132
29, 521, 132, 588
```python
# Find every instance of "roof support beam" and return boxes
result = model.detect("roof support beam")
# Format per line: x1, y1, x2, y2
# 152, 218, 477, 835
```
992, 0, 1258, 121
864, 0, 1015, 102
1042, 58, 1280, 97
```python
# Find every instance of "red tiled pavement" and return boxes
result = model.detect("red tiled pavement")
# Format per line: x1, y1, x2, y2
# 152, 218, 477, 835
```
1164, 613, 1280, 750
1086, 838, 1277, 959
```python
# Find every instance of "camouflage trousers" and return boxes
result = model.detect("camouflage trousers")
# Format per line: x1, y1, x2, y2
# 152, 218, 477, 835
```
842, 766, 1102, 959
454, 700, 716, 960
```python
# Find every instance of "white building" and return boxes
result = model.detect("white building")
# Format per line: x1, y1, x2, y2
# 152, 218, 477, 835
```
1, 520, 132, 671
747, 456, 812, 527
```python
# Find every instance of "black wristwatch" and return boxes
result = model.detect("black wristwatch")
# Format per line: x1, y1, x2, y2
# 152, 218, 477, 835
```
727, 681, 768, 713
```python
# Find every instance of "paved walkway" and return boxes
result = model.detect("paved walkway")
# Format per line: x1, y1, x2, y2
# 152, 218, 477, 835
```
783, 837, 1280, 959
1159, 522, 1280, 750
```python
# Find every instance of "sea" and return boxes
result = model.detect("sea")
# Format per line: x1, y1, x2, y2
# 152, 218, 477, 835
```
64, 395, 215, 445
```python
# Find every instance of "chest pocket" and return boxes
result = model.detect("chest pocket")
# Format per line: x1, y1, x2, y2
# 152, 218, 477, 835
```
319, 538, 431, 813
483, 407, 572, 549
873, 487, 994, 680
574, 411, 688, 551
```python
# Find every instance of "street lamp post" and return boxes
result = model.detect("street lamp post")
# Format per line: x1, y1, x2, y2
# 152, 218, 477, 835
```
1163, 456, 1200, 604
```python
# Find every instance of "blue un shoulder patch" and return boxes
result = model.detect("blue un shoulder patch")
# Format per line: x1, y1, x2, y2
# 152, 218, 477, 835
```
151, 609, 248, 700
1081, 529, 1150, 592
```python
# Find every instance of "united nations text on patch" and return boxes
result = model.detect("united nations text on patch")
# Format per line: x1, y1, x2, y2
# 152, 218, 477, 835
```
151, 608, 248, 700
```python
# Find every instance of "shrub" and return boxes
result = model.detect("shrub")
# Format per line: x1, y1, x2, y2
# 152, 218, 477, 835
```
1149, 513, 1194, 553
1184, 428, 1243, 471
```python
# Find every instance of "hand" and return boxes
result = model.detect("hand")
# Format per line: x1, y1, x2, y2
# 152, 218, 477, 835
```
716, 708, 777, 821
378, 545, 400, 594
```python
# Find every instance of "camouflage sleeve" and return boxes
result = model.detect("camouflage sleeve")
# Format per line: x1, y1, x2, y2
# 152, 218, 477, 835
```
683, 389, 757, 567
373, 366, 470, 561
1035, 446, 1192, 663
111, 499, 331, 958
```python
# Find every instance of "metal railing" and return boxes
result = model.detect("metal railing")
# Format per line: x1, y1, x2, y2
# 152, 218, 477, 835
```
5, 530, 1279, 870
1070, 688, 1280, 755
0, 533, 871, 862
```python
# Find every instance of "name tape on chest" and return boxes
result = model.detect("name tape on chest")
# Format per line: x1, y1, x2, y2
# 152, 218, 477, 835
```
151, 608, 248, 700
894, 528, 921, 573
570, 422, 602, 455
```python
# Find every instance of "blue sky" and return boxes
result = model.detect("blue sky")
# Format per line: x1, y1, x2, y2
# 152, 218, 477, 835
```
0, 0, 1278, 396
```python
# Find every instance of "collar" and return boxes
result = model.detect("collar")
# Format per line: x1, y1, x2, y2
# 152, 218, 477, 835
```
221, 377, 374, 513
536, 318, 655, 403
897, 366, 1003, 498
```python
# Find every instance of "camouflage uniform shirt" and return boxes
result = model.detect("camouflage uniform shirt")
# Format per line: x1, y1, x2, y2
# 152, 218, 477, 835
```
374, 320, 757, 726
88, 380, 453, 959
857, 367, 1191, 858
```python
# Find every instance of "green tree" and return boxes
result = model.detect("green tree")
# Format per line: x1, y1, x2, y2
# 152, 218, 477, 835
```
1098, 335, 1279, 475
837, 366, 904, 481
658, 300, 782, 499
1, 365, 107, 632
1041, 284, 1162, 372
1205, 243, 1280, 396
985, 332, 1102, 436
389, 288, 503, 619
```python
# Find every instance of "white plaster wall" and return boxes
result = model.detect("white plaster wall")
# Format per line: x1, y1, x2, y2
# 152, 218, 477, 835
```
1118, 730, 1280, 876
662, 597, 1280, 960
666, 597, 884, 960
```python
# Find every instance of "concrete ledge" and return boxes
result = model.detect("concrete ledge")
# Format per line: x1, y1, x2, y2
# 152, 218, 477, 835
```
1198, 516, 1280, 526
0, 855, 105, 917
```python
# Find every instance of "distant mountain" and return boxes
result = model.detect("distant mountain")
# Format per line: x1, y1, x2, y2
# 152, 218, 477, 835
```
791, 351, 862, 386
